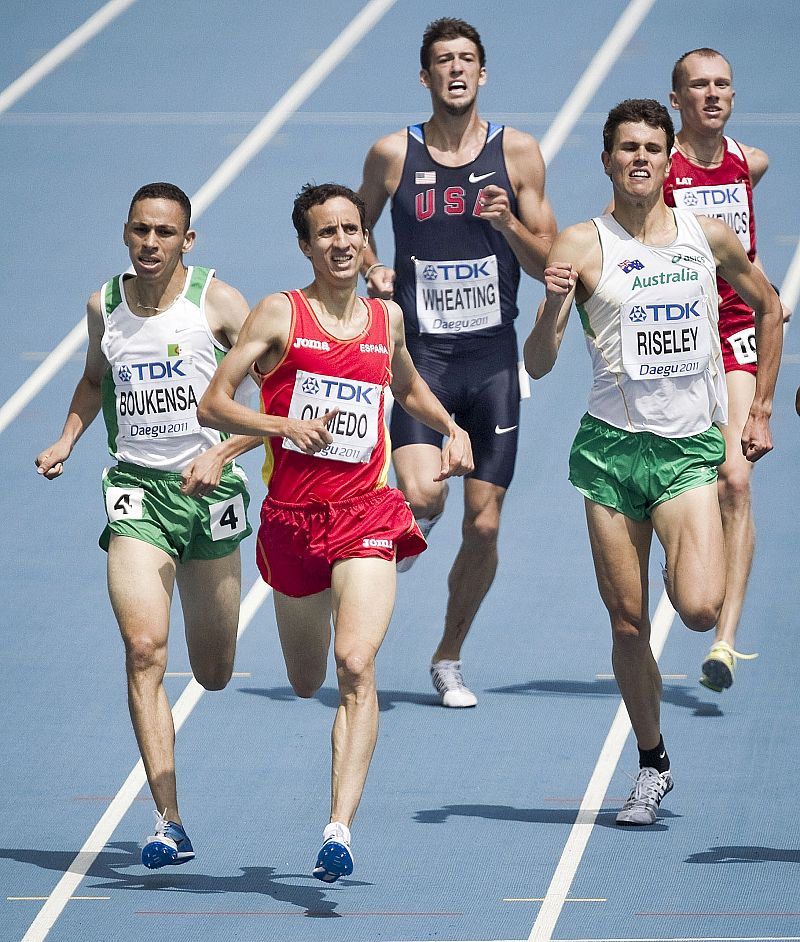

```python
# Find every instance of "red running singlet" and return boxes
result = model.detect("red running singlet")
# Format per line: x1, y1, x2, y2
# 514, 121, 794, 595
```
259, 289, 394, 503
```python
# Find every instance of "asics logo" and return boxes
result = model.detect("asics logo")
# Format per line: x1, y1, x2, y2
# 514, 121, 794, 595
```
468, 171, 496, 184
494, 425, 517, 435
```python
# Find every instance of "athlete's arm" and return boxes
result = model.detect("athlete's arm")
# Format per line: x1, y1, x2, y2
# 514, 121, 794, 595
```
699, 214, 783, 462
197, 292, 334, 455
477, 128, 556, 282
357, 131, 406, 298
35, 293, 108, 479
205, 278, 251, 348
174, 277, 263, 495
742, 143, 769, 187
523, 222, 597, 378
387, 301, 473, 480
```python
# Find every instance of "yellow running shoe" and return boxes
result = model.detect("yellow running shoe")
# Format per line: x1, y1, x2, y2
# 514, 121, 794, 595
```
699, 640, 758, 692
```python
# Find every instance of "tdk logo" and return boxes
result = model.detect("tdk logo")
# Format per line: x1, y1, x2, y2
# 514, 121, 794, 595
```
307, 378, 374, 404
682, 187, 741, 207
294, 337, 330, 351
122, 360, 186, 381
618, 258, 644, 273
629, 301, 704, 323
422, 261, 492, 281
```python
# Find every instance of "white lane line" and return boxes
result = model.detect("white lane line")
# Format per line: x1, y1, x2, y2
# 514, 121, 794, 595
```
0, 0, 138, 116
778, 235, 800, 323
525, 2, 660, 938
538, 0, 658, 166
0, 0, 398, 436
0, 321, 87, 435
20, 578, 270, 942
192, 0, 398, 218
529, 591, 676, 942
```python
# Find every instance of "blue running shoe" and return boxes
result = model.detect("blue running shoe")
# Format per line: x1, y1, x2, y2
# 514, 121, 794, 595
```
141, 809, 195, 869
312, 822, 353, 883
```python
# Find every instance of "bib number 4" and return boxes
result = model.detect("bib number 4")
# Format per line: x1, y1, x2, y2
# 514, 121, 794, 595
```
106, 486, 144, 521
209, 494, 247, 541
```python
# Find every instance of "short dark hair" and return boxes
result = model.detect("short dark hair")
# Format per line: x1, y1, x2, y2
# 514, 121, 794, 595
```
420, 17, 486, 71
603, 99, 675, 155
291, 183, 366, 242
671, 47, 732, 91
128, 182, 191, 231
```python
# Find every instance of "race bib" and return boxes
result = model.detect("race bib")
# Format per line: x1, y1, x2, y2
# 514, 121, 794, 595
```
727, 326, 757, 365
282, 369, 381, 463
414, 254, 502, 334
106, 486, 144, 521
672, 183, 751, 252
621, 296, 711, 380
113, 355, 202, 442
209, 494, 248, 541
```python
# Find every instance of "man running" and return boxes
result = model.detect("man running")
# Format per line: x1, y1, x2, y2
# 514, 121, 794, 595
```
198, 182, 473, 880
524, 100, 782, 825
665, 47, 788, 691
357, 17, 556, 706
36, 183, 261, 867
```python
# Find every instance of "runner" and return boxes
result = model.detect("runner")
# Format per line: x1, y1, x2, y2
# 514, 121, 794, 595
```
357, 17, 556, 706
36, 183, 260, 866
197, 182, 473, 878
524, 100, 782, 825
666, 47, 789, 691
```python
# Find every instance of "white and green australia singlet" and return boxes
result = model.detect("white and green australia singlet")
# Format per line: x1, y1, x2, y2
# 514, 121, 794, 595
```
578, 210, 727, 437
100, 266, 229, 471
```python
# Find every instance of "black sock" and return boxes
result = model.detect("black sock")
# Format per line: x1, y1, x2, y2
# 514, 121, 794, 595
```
638, 735, 669, 773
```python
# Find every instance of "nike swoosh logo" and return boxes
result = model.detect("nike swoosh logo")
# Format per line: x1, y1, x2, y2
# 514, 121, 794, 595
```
494, 425, 517, 435
659, 752, 666, 759
468, 171, 496, 184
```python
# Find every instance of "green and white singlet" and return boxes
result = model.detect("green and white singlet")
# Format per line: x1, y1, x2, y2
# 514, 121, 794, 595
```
100, 266, 228, 471
578, 210, 727, 437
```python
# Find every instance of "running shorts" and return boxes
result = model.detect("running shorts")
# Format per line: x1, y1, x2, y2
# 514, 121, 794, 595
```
390, 327, 520, 489
100, 461, 251, 561
719, 298, 757, 376
257, 486, 426, 597
568, 413, 726, 521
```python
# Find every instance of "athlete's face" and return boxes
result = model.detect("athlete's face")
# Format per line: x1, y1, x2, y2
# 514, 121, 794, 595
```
299, 197, 368, 285
603, 121, 671, 204
670, 54, 734, 134
123, 198, 195, 281
421, 38, 486, 117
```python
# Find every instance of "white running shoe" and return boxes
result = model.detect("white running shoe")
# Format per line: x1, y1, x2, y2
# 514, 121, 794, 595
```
616, 767, 673, 826
430, 659, 478, 708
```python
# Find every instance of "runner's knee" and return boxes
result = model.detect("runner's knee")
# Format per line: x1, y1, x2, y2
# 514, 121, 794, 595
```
679, 599, 720, 633
193, 662, 233, 691
335, 648, 376, 696
402, 479, 445, 519
717, 461, 751, 509
287, 665, 325, 699
124, 633, 167, 676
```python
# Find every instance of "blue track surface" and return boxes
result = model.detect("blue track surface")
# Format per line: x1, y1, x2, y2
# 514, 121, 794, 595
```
2, 2, 799, 940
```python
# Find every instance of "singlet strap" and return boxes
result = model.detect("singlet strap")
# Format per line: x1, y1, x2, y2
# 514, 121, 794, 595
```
724, 136, 745, 161
103, 276, 123, 317
185, 266, 214, 308
486, 122, 503, 142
